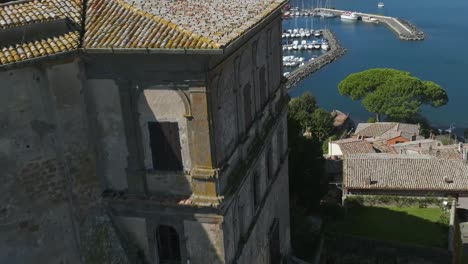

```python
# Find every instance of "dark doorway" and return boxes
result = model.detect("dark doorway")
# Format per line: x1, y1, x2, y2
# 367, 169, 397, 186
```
269, 219, 281, 264
148, 122, 183, 171
157, 225, 181, 264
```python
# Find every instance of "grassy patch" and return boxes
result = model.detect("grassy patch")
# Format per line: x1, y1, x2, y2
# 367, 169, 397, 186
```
326, 206, 449, 248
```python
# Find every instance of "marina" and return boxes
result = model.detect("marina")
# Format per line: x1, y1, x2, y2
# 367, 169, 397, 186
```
314, 8, 425, 40
285, 29, 346, 90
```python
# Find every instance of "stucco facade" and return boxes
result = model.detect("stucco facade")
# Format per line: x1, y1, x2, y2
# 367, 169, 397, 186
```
0, 1, 290, 263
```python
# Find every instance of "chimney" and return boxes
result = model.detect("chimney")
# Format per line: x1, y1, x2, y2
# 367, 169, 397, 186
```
444, 176, 453, 183
418, 142, 421, 148
459, 143, 464, 153
464, 149, 468, 161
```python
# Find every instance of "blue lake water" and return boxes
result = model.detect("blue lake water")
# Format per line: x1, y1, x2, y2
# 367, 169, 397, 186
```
286, 0, 468, 134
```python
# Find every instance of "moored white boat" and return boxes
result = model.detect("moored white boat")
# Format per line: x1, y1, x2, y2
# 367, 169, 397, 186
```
340, 12, 359, 20
321, 41, 329, 50
378, 2, 384, 8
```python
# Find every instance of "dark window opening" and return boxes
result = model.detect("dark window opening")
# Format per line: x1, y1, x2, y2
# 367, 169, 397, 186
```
269, 219, 281, 264
266, 147, 273, 181
148, 122, 183, 171
243, 84, 252, 129
253, 172, 261, 209
259, 66, 267, 107
157, 225, 181, 264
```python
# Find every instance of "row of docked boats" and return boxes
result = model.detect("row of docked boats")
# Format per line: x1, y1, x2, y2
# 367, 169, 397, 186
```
283, 55, 305, 67
282, 28, 322, 39
283, 9, 336, 18
282, 39, 330, 51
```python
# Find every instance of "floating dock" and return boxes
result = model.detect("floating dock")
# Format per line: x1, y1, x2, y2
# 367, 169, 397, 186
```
315, 8, 425, 41
285, 29, 347, 90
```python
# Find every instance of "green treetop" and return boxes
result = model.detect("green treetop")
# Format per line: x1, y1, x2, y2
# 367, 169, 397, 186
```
338, 68, 448, 121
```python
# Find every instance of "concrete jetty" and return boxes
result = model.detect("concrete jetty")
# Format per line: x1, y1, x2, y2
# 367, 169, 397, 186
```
285, 29, 346, 90
316, 8, 425, 41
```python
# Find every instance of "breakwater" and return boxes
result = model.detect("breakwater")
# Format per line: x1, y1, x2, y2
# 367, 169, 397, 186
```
316, 8, 425, 41
285, 29, 347, 90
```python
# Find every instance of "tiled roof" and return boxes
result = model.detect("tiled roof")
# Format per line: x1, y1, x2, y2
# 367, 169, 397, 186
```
44, 0, 83, 24
354, 122, 420, 140
0, 1, 64, 29
335, 139, 376, 155
0, 0, 82, 67
420, 145, 464, 160
119, 0, 285, 47
344, 154, 468, 191
392, 139, 443, 154
0, 31, 80, 65
84, 0, 218, 49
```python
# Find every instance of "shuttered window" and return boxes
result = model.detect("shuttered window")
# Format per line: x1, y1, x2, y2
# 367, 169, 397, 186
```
148, 122, 183, 171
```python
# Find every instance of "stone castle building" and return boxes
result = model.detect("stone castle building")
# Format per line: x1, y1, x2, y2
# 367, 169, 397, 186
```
0, 0, 290, 263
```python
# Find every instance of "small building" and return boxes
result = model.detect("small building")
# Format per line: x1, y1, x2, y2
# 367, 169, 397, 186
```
343, 153, 468, 197
328, 138, 376, 156
354, 122, 423, 142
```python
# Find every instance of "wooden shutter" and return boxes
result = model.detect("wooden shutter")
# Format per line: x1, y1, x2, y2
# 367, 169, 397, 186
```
148, 122, 183, 171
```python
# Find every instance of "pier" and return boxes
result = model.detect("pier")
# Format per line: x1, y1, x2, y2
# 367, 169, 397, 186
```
315, 8, 425, 41
285, 29, 346, 90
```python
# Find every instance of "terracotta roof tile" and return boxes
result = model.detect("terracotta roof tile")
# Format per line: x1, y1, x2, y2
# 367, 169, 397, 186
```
334, 139, 376, 155
354, 122, 420, 140
0, 1, 65, 29
344, 154, 468, 191
84, 0, 219, 49
0, 31, 79, 66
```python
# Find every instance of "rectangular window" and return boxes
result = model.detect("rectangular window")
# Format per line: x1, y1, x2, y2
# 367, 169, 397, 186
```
259, 66, 267, 107
243, 84, 252, 129
253, 172, 261, 209
148, 122, 183, 171
266, 147, 273, 181
269, 218, 281, 264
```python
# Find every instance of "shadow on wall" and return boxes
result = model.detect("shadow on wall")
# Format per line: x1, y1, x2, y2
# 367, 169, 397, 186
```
107, 86, 224, 264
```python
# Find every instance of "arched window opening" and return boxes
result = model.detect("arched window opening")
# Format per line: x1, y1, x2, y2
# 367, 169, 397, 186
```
157, 225, 181, 264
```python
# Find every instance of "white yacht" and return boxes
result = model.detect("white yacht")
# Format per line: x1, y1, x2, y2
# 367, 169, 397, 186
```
313, 30, 322, 37
340, 12, 359, 20
378, 2, 384, 8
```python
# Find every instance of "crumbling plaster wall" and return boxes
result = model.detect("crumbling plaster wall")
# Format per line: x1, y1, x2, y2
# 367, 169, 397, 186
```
0, 59, 102, 263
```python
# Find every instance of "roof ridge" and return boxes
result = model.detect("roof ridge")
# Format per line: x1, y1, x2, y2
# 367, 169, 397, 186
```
115, 0, 219, 49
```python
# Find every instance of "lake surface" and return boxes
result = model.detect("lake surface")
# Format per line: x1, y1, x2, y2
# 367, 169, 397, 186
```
286, 0, 468, 134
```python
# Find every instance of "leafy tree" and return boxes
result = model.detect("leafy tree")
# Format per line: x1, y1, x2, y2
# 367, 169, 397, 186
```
338, 68, 448, 121
309, 108, 335, 141
289, 92, 334, 141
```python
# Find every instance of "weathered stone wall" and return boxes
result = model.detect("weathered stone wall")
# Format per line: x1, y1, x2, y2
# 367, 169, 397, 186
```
0, 60, 137, 264
0, 60, 103, 263
85, 79, 129, 191
208, 16, 283, 169
222, 112, 291, 264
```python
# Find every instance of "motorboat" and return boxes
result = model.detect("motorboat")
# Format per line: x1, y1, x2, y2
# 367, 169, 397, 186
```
314, 30, 322, 37
378, 2, 384, 8
320, 12, 336, 18
340, 12, 359, 20
321, 41, 329, 50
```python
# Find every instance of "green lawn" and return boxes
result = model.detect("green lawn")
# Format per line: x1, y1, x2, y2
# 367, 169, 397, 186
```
326, 206, 449, 248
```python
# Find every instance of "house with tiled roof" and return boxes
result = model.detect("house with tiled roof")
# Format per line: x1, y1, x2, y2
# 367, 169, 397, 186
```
0, 0, 290, 263
354, 122, 423, 143
343, 153, 468, 197
328, 138, 376, 156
